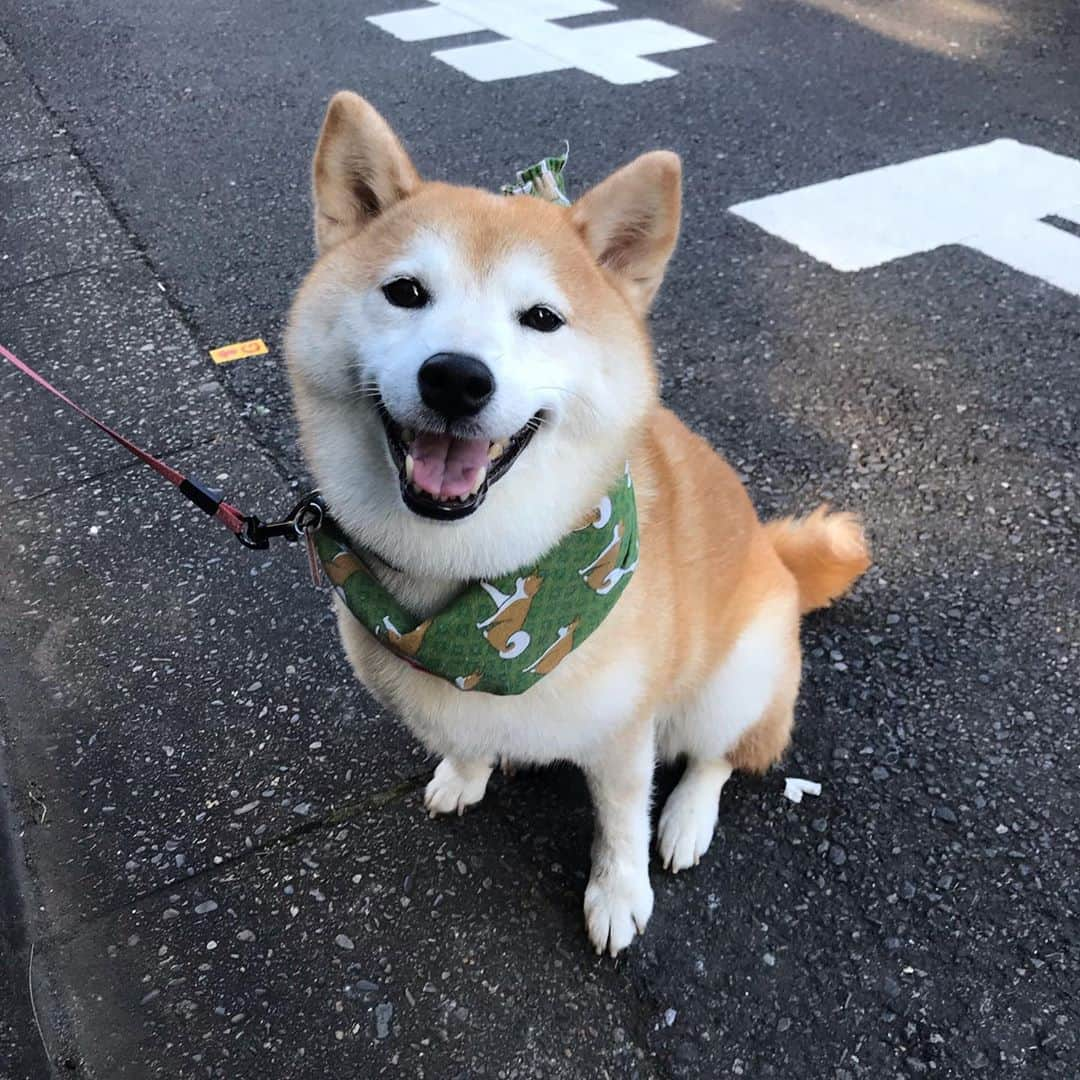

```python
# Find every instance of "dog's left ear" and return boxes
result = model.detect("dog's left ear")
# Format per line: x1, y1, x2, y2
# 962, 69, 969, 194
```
571, 151, 681, 311
311, 91, 421, 253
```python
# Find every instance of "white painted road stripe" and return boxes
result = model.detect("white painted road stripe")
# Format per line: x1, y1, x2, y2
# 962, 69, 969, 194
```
368, 0, 713, 84
368, 4, 485, 41
370, 0, 616, 41
729, 139, 1080, 297
969, 219, 1080, 298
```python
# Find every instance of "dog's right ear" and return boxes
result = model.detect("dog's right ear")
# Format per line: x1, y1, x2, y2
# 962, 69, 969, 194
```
311, 91, 420, 254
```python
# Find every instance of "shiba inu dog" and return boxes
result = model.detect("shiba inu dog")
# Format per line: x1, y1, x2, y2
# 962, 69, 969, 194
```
285, 92, 870, 956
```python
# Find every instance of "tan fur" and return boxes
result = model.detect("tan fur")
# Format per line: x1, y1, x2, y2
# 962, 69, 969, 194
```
728, 657, 802, 774
312, 92, 420, 254
570, 151, 682, 310
285, 93, 872, 956
629, 410, 794, 708
765, 507, 871, 615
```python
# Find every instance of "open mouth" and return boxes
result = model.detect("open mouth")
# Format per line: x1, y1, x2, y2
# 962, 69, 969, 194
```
378, 404, 539, 520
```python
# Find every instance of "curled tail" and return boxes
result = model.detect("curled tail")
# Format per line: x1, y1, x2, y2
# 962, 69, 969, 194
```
766, 506, 871, 614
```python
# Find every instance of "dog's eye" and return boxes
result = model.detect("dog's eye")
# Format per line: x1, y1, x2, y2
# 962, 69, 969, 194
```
519, 305, 564, 333
382, 277, 429, 309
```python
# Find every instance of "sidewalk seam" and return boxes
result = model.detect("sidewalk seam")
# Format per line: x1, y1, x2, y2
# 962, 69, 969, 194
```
0, 256, 140, 297
0, 149, 63, 169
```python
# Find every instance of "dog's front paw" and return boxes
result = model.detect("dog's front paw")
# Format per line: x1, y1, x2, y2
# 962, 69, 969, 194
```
423, 757, 492, 818
584, 867, 653, 957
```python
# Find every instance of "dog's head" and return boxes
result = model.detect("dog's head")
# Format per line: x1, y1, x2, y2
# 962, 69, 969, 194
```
286, 92, 681, 578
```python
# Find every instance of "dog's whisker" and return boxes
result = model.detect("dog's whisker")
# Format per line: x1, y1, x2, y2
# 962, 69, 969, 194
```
345, 385, 384, 401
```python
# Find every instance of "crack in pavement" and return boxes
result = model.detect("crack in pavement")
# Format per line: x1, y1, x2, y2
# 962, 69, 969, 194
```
38, 769, 434, 947
0, 256, 142, 297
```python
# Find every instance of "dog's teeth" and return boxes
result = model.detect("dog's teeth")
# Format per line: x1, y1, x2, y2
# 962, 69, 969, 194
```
469, 467, 487, 496
488, 442, 504, 461
402, 428, 415, 443
404, 454, 414, 482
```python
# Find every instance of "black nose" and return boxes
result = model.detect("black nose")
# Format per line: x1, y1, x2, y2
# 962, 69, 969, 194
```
417, 353, 495, 420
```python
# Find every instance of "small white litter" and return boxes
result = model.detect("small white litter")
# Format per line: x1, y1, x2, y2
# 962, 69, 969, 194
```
783, 777, 822, 804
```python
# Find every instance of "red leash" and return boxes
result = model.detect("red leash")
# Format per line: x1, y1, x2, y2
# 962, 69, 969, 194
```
1, 342, 321, 548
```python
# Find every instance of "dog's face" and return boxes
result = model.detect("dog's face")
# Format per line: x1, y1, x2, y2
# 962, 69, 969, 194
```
286, 92, 681, 579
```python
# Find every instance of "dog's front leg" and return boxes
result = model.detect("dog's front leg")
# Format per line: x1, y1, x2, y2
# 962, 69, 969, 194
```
423, 756, 494, 817
582, 716, 655, 957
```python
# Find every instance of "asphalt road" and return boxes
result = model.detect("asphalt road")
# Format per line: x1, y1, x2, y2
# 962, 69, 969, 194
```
1, 1, 1078, 1077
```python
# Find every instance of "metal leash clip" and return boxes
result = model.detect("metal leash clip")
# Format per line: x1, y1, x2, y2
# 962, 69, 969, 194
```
238, 492, 325, 551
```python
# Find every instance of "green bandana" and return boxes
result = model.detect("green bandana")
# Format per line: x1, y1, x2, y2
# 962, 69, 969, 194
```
314, 466, 638, 696
500, 145, 571, 206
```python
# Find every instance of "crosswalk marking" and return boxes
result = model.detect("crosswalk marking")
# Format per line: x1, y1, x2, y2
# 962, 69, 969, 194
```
368, 0, 713, 84
729, 139, 1080, 297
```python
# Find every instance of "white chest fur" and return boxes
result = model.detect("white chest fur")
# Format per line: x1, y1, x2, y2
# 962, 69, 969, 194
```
334, 597, 647, 767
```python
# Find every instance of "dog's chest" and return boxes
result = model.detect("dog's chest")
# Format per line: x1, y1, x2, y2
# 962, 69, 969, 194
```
370, 563, 462, 616
335, 598, 647, 766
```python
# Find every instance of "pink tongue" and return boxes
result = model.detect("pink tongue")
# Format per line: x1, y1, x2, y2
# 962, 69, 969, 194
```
409, 432, 489, 500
